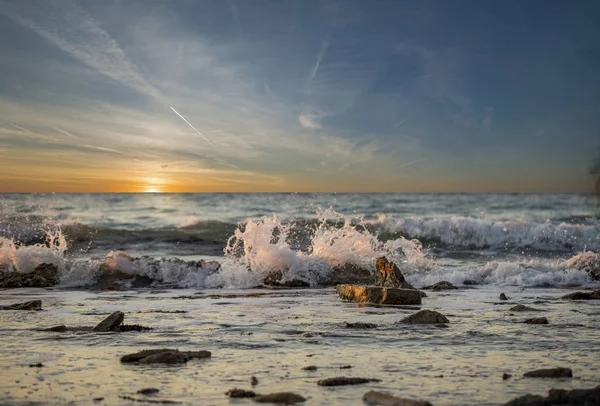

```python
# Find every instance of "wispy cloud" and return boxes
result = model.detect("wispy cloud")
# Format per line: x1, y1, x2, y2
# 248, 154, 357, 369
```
306, 39, 329, 90
299, 114, 323, 130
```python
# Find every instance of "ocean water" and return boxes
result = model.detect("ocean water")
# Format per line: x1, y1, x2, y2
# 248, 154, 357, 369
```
1, 193, 599, 405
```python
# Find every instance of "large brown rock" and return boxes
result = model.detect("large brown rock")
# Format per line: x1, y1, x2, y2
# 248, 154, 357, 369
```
336, 285, 422, 305
363, 390, 433, 406
375, 257, 415, 289
0, 300, 42, 311
400, 309, 449, 324
0, 263, 59, 288
92, 311, 125, 332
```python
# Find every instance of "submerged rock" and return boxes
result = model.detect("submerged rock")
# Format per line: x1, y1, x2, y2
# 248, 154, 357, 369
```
42, 325, 68, 332
302, 365, 318, 371
119, 324, 154, 332
502, 373, 512, 380
345, 322, 378, 329
120, 349, 211, 364
524, 317, 548, 325
226, 388, 256, 398
317, 377, 380, 386
0, 300, 42, 311
423, 281, 457, 291
250, 376, 258, 386
375, 257, 415, 289
561, 290, 600, 300
0, 263, 59, 288
137, 388, 160, 395
503, 385, 600, 406
509, 305, 540, 312
363, 390, 433, 406
336, 285, 422, 305
93, 311, 125, 332
499, 293, 508, 301
523, 367, 572, 378
253, 392, 306, 404
400, 310, 449, 325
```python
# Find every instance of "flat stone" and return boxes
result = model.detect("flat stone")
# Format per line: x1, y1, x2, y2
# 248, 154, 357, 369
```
523, 367, 572, 378
253, 392, 306, 404
363, 390, 433, 406
336, 285, 422, 305
400, 310, 449, 324
561, 290, 600, 300
509, 305, 540, 312
137, 388, 160, 395
524, 317, 548, 325
226, 389, 256, 398
345, 322, 378, 329
0, 300, 42, 311
93, 311, 124, 332
120, 349, 211, 364
317, 377, 381, 386
138, 351, 188, 365
302, 366, 317, 371
42, 325, 68, 332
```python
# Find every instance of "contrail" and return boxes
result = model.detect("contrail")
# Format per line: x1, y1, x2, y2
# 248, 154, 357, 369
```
398, 159, 424, 169
169, 106, 212, 145
306, 39, 329, 89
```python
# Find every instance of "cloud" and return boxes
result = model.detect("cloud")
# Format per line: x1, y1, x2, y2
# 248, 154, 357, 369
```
299, 114, 323, 130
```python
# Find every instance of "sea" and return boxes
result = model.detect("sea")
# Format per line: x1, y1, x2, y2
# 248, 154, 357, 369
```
0, 193, 599, 405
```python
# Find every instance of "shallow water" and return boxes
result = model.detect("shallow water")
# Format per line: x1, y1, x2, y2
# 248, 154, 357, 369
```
1, 285, 599, 405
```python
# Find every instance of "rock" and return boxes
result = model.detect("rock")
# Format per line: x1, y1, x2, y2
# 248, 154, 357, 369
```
92, 311, 125, 332
0, 263, 59, 288
137, 388, 160, 395
502, 373, 512, 380
93, 398, 104, 402
503, 385, 600, 406
499, 293, 508, 301
120, 349, 211, 364
317, 377, 381, 386
375, 257, 416, 289
0, 300, 42, 311
302, 366, 317, 371
400, 310, 449, 324
423, 281, 457, 291
328, 263, 374, 286
253, 392, 306, 404
561, 290, 600, 300
336, 285, 422, 305
463, 279, 478, 285
29, 363, 43, 368
509, 305, 540, 312
226, 389, 256, 398
523, 367, 572, 378
42, 325, 68, 332
504, 394, 550, 406
363, 390, 433, 406
119, 324, 153, 332
564, 251, 600, 280
524, 317, 548, 325
340, 365, 352, 369
345, 322, 378, 329
262, 270, 309, 288
251, 376, 258, 386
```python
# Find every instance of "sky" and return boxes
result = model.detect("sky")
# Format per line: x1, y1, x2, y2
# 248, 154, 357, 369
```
0, 0, 599, 193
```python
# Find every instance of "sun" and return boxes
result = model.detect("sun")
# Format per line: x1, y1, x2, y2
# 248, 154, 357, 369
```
143, 185, 161, 193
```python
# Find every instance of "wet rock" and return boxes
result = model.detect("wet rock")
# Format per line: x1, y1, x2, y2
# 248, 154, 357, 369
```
262, 270, 309, 288
499, 293, 508, 301
375, 257, 416, 289
118, 394, 181, 404
524, 317, 548, 325
509, 305, 540, 312
251, 376, 258, 386
138, 388, 160, 395
423, 281, 457, 291
317, 377, 381, 386
42, 325, 68, 332
328, 263, 374, 286
120, 349, 211, 364
29, 363, 43, 368
339, 365, 352, 369
92, 311, 124, 332
345, 322, 378, 329
302, 366, 317, 371
0, 263, 59, 288
0, 300, 42, 311
226, 388, 256, 398
93, 398, 104, 402
336, 285, 422, 305
561, 290, 600, 300
253, 392, 306, 404
400, 310, 449, 324
523, 367, 572, 378
363, 390, 433, 406
119, 324, 153, 332
504, 394, 549, 406
502, 373, 512, 380
463, 279, 478, 285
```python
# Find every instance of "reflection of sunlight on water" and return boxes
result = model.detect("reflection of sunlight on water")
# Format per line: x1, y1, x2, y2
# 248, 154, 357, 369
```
1, 287, 599, 405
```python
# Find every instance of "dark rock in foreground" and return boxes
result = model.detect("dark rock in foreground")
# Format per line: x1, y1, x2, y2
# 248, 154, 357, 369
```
253, 392, 306, 404
317, 377, 381, 386
226, 389, 256, 398
0, 263, 59, 288
120, 349, 211, 364
363, 390, 433, 406
93, 311, 125, 332
423, 281, 457, 291
400, 309, 449, 324
375, 257, 416, 289
561, 290, 600, 300
509, 305, 540, 312
345, 322, 378, 329
0, 300, 42, 311
504, 385, 600, 406
524, 317, 548, 325
337, 285, 422, 305
523, 367, 572, 378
